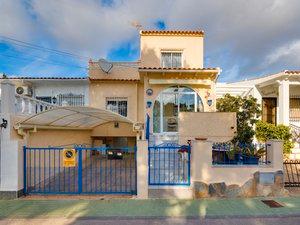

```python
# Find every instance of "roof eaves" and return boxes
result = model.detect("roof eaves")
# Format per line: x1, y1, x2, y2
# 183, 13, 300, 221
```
89, 77, 140, 81
1, 77, 87, 80
138, 67, 219, 72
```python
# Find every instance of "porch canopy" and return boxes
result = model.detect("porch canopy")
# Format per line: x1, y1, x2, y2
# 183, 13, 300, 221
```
16, 106, 134, 130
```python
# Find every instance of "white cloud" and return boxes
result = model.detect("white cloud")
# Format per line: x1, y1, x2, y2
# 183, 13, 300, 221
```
265, 40, 300, 66
0, 0, 36, 40
1, 0, 300, 80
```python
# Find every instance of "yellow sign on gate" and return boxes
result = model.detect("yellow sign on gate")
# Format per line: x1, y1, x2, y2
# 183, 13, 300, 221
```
63, 149, 76, 167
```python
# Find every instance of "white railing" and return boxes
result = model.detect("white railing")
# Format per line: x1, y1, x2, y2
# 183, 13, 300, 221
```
290, 123, 300, 143
15, 94, 56, 115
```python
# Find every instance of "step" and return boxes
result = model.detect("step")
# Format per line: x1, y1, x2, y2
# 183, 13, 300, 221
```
291, 148, 300, 154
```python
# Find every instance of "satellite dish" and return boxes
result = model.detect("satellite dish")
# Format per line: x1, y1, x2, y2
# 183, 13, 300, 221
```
98, 59, 113, 74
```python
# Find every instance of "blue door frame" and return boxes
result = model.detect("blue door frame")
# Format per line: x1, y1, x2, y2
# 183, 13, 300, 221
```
23, 146, 137, 195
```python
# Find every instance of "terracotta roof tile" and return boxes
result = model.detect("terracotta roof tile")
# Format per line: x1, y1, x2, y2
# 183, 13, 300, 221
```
138, 67, 218, 71
284, 70, 300, 74
140, 30, 204, 36
89, 78, 140, 81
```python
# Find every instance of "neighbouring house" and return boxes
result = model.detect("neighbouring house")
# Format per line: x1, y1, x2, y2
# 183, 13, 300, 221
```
0, 76, 89, 106
0, 30, 287, 199
216, 70, 300, 159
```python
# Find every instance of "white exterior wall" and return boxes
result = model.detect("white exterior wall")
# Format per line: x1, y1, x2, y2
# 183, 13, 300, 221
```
32, 80, 89, 105
216, 83, 254, 98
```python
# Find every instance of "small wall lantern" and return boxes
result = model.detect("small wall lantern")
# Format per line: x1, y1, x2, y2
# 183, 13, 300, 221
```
207, 99, 213, 107
52, 96, 57, 104
146, 101, 152, 108
0, 118, 7, 129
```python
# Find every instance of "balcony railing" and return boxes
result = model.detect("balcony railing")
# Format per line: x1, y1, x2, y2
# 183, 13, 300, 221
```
290, 123, 300, 143
15, 94, 56, 115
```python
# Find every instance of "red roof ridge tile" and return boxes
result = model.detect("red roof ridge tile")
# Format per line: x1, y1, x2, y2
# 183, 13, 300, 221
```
140, 30, 204, 36
284, 70, 300, 74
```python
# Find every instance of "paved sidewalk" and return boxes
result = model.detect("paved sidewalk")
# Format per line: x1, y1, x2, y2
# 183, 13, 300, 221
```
0, 197, 300, 219
2, 216, 300, 225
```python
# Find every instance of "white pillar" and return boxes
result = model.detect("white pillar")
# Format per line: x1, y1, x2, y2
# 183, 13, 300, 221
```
253, 86, 262, 110
136, 140, 148, 199
0, 80, 24, 198
1, 80, 15, 113
278, 79, 290, 125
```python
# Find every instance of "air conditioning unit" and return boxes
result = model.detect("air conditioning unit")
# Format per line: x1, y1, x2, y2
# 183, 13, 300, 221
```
15, 86, 33, 97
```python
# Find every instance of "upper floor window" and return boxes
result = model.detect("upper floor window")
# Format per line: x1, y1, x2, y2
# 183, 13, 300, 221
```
161, 52, 182, 68
58, 93, 85, 106
106, 97, 128, 117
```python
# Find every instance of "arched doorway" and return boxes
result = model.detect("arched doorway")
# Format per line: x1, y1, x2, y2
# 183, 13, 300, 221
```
153, 86, 204, 133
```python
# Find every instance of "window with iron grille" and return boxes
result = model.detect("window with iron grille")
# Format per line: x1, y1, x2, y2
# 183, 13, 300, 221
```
161, 52, 182, 68
58, 93, 85, 106
106, 97, 128, 117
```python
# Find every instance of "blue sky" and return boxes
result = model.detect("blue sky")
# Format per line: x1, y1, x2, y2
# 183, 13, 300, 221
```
0, 0, 300, 82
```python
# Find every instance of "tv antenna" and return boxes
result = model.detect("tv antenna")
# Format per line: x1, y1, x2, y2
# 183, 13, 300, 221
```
130, 21, 142, 30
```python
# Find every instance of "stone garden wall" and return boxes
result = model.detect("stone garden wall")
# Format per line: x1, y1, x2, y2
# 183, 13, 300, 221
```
194, 170, 288, 198
192, 140, 288, 198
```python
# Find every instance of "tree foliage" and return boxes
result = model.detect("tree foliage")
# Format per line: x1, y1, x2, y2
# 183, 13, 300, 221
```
217, 94, 261, 144
255, 121, 293, 154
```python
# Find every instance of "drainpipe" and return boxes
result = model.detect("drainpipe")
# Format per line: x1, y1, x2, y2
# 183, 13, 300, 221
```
136, 82, 138, 122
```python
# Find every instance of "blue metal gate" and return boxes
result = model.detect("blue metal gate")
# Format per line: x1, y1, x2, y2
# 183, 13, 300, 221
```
23, 146, 137, 195
148, 144, 190, 185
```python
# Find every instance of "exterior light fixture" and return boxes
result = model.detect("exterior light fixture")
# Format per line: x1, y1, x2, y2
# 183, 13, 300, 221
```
207, 99, 213, 107
0, 118, 8, 129
52, 96, 57, 104
146, 101, 152, 108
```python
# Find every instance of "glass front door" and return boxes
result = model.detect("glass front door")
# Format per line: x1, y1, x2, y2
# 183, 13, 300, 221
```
162, 93, 178, 132
153, 86, 204, 133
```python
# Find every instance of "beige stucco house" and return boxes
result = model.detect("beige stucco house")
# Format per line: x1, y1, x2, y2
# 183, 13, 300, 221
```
89, 30, 223, 146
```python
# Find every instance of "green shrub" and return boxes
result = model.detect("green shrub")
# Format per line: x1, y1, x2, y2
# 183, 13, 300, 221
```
255, 121, 293, 154
217, 94, 261, 144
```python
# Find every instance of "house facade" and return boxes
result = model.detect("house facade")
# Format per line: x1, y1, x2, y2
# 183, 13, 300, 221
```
89, 30, 221, 146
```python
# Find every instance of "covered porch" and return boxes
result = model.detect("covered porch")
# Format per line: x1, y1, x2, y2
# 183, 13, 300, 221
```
255, 71, 300, 127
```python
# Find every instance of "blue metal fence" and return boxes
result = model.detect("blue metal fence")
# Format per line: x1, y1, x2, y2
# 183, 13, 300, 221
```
148, 144, 190, 185
212, 142, 269, 165
23, 146, 137, 195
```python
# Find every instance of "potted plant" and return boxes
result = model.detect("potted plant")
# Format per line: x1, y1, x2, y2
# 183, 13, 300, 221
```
243, 146, 265, 164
